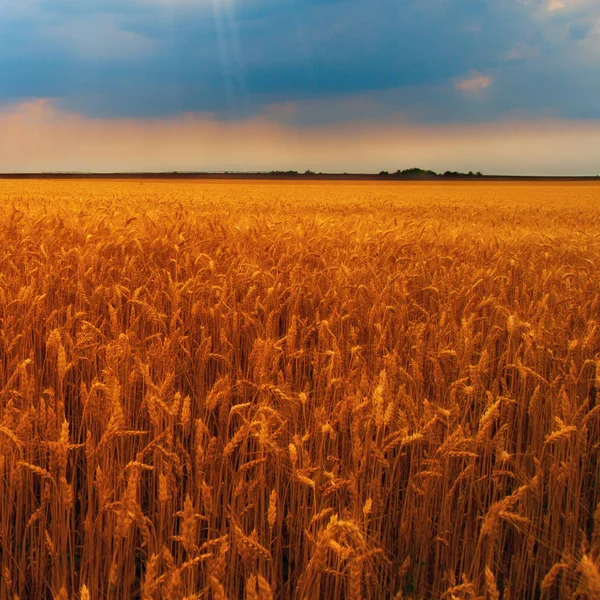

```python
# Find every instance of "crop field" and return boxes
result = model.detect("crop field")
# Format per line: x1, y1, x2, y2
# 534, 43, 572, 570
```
0, 179, 599, 599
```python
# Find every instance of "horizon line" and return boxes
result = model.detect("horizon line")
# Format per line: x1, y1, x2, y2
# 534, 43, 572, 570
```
1, 171, 600, 181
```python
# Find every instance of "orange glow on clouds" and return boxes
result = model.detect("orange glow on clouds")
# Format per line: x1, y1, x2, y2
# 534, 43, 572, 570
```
455, 73, 493, 93
2, 99, 600, 175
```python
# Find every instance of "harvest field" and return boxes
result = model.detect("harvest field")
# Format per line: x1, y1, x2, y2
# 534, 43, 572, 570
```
1, 179, 600, 599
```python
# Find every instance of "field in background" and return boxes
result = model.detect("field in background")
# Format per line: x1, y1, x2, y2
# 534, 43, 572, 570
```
0, 179, 599, 599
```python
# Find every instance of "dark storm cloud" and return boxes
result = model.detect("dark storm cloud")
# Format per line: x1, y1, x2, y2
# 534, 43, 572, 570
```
0, 0, 599, 123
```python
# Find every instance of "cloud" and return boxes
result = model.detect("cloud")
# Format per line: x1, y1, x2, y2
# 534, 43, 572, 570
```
2, 99, 600, 175
0, 0, 600, 126
0, 0, 524, 116
455, 73, 493, 93
536, 0, 600, 36
504, 42, 541, 61
534, 0, 600, 59
548, 0, 566, 12
138, 0, 233, 5
42, 15, 156, 59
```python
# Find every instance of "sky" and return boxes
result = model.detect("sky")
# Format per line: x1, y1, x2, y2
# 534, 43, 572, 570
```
1, 0, 600, 174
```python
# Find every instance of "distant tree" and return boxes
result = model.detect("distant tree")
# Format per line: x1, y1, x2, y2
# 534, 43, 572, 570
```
304, 170, 315, 175
379, 171, 390, 176
394, 167, 438, 178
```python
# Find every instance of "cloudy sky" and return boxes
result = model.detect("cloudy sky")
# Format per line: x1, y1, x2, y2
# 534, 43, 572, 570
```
2, 0, 600, 174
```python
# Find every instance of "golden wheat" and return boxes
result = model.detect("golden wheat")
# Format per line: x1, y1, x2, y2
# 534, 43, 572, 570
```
0, 178, 598, 599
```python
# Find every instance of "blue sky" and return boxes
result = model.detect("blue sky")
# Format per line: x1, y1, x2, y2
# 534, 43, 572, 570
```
1, 0, 600, 173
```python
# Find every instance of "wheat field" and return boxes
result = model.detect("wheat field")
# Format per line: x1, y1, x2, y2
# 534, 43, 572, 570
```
0, 179, 599, 599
